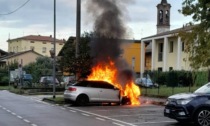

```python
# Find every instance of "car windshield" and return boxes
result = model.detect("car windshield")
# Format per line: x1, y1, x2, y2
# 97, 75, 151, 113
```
194, 83, 210, 94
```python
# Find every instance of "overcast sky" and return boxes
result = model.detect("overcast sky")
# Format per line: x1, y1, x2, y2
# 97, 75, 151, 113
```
0, 0, 192, 51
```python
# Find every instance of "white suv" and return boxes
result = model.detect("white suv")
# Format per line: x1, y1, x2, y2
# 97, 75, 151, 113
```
64, 80, 124, 106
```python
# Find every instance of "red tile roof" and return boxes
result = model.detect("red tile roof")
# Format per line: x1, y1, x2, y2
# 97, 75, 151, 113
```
7, 35, 65, 43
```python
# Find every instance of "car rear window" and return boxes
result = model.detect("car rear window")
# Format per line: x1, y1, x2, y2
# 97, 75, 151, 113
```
73, 81, 89, 87
73, 81, 116, 89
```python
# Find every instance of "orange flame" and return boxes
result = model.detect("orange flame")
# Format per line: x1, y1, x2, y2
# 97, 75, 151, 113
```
87, 61, 141, 105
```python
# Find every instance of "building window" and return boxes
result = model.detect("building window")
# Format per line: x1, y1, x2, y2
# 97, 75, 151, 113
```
30, 41, 34, 43
158, 67, 162, 72
158, 43, 163, 62
43, 42, 47, 44
16, 46, 18, 52
42, 47, 46, 53
13, 47, 15, 52
169, 41, 173, 53
30, 46, 35, 50
59, 43, 63, 45
182, 42, 185, 51
169, 67, 173, 71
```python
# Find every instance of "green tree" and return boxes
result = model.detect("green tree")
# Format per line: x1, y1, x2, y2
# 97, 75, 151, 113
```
179, 0, 210, 69
59, 32, 92, 79
0, 60, 19, 85
23, 57, 53, 83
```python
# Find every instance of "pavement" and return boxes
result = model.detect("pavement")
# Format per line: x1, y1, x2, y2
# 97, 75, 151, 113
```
31, 94, 167, 106
140, 96, 166, 106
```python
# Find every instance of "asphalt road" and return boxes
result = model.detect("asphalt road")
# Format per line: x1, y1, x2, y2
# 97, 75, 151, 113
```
0, 90, 195, 126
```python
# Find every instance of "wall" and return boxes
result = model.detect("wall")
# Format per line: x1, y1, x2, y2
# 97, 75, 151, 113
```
8, 39, 64, 57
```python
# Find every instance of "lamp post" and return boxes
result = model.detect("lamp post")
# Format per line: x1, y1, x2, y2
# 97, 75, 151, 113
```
75, 0, 81, 80
52, 0, 56, 99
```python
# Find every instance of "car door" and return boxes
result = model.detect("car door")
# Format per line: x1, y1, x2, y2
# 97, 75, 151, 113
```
84, 82, 101, 102
98, 82, 120, 102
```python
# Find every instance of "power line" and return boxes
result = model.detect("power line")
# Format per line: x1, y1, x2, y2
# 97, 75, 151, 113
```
0, 0, 31, 15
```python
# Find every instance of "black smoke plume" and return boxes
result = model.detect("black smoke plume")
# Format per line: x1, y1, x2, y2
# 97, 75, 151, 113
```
86, 0, 135, 84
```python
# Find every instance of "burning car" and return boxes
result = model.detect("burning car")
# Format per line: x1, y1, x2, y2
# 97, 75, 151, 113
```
64, 80, 130, 106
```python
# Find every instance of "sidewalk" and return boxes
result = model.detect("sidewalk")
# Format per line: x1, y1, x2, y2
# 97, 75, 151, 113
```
140, 96, 166, 106
30, 94, 167, 106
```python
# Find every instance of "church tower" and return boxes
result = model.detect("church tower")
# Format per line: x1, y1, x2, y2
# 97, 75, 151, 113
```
157, 0, 171, 34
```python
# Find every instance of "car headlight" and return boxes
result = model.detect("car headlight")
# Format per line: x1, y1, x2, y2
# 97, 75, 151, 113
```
165, 100, 169, 105
176, 99, 193, 105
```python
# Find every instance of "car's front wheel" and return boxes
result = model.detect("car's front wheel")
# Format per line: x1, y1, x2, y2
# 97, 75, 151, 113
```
195, 108, 210, 126
75, 95, 89, 106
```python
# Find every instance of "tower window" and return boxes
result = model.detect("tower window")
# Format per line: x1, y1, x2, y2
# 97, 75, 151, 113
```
166, 10, 169, 22
159, 10, 163, 23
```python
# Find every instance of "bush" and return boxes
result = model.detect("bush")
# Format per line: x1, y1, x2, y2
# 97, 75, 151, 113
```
194, 71, 208, 86
148, 70, 206, 87
0, 76, 9, 86
166, 71, 179, 87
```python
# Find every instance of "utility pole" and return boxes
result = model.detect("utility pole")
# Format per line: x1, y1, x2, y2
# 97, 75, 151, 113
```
76, 0, 81, 80
53, 0, 56, 99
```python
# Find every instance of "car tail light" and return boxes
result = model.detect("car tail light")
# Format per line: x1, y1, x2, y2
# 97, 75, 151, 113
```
68, 87, 77, 91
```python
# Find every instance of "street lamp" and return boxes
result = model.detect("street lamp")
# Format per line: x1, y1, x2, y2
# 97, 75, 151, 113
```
75, 0, 81, 80
52, 0, 56, 99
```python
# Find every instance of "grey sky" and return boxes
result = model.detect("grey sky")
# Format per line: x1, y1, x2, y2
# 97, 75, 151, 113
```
0, 0, 192, 51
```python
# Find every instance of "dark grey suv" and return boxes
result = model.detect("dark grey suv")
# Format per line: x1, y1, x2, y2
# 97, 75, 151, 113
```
164, 82, 210, 126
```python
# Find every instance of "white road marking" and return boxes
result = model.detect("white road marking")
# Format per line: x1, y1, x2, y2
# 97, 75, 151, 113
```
12, 112, 16, 115
95, 117, 105, 121
61, 107, 66, 110
6, 110, 11, 113
69, 110, 76, 113
133, 120, 177, 124
31, 124, 38, 126
82, 113, 90, 116
23, 119, 30, 123
67, 107, 137, 126
112, 122, 125, 126
109, 113, 161, 117
2, 107, 6, 110
17, 116, 23, 119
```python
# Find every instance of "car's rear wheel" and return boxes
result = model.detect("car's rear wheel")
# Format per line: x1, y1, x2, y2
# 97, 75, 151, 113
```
195, 108, 210, 126
75, 95, 89, 106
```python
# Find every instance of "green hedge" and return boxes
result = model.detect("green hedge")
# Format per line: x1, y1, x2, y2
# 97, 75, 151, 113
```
147, 70, 209, 87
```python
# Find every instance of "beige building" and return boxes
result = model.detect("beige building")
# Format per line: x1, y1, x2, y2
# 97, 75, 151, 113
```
141, 27, 191, 73
0, 50, 43, 66
140, 0, 191, 77
7, 35, 65, 57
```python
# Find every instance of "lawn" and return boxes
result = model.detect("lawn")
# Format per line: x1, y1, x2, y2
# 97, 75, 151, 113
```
140, 86, 199, 98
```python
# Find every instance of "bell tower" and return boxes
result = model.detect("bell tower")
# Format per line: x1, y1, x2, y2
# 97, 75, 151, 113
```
157, 0, 171, 34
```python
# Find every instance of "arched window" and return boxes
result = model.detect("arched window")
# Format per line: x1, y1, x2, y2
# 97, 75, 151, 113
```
166, 10, 169, 22
159, 10, 163, 23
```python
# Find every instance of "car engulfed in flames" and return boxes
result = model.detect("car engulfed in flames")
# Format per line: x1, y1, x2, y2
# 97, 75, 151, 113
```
87, 60, 141, 105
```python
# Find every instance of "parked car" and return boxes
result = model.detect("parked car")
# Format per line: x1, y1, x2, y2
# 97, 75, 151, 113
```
135, 78, 158, 88
64, 80, 129, 106
39, 76, 59, 86
164, 82, 210, 126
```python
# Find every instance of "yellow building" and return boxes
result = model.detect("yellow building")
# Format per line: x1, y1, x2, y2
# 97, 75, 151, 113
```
121, 40, 151, 74
7, 35, 65, 57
